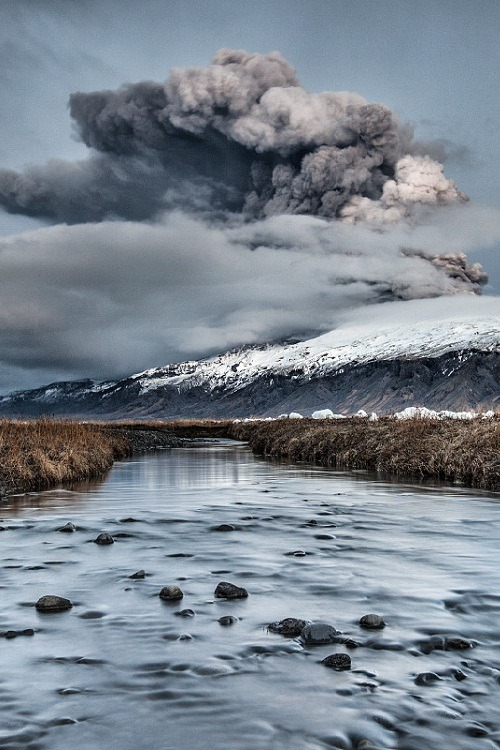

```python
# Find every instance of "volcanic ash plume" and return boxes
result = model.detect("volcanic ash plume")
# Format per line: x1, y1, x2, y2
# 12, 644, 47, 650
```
0, 49, 469, 222
0, 48, 487, 296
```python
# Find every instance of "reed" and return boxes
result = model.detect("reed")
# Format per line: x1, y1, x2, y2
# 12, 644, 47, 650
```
227, 417, 499, 491
0, 419, 129, 495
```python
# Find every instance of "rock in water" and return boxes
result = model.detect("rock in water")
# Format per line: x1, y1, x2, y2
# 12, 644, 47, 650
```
159, 585, 184, 602
2, 628, 35, 639
414, 672, 441, 686
212, 524, 236, 532
176, 609, 195, 618
94, 533, 114, 545
129, 570, 146, 579
36, 595, 73, 613
214, 582, 248, 599
446, 637, 472, 650
218, 616, 237, 626
322, 653, 351, 670
58, 522, 76, 533
301, 623, 339, 644
268, 618, 307, 638
359, 613, 386, 630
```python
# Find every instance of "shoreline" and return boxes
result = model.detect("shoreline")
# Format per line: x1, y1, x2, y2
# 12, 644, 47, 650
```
1, 417, 498, 497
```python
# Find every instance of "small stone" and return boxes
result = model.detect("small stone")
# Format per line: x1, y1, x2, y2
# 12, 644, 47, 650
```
176, 609, 195, 618
268, 618, 307, 638
218, 616, 237, 626
446, 637, 472, 650
301, 623, 339, 645
167, 553, 193, 558
129, 570, 146, 579
212, 524, 236, 532
58, 522, 76, 533
414, 671, 441, 686
94, 533, 114, 545
214, 581, 248, 599
465, 724, 489, 737
341, 638, 361, 649
35, 595, 73, 613
359, 614, 386, 630
178, 634, 192, 641
2, 628, 35, 639
322, 653, 351, 670
159, 585, 184, 602
120, 517, 139, 523
454, 669, 467, 681
79, 610, 104, 619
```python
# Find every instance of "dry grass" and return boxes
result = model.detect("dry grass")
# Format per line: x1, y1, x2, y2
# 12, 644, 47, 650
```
0, 419, 129, 495
1, 416, 497, 496
227, 417, 499, 491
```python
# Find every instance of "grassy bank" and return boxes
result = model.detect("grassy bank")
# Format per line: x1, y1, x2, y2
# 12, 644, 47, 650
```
1, 416, 498, 496
0, 420, 131, 497
225, 417, 499, 491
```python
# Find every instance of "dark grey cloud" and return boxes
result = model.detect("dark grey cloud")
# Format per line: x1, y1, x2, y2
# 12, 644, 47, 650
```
0, 49, 469, 227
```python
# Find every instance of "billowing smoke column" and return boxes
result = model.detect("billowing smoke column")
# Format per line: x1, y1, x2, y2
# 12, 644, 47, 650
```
0, 48, 486, 294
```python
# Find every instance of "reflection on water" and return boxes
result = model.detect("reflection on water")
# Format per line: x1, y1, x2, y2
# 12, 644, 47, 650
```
0, 441, 499, 750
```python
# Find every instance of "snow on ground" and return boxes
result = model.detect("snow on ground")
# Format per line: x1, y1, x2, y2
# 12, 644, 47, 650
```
261, 408, 497, 420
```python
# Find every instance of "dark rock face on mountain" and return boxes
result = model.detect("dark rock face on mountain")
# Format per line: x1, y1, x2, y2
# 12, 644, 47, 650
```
0, 349, 497, 419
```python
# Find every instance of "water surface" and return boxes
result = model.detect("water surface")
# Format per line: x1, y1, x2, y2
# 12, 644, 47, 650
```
1, 442, 499, 750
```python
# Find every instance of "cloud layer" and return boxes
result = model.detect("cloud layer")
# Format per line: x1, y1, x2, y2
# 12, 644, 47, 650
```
0, 206, 496, 392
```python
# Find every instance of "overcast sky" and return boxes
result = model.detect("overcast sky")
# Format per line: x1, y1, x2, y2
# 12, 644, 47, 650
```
0, 0, 498, 393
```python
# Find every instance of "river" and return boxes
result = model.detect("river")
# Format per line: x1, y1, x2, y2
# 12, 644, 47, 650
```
0, 441, 499, 750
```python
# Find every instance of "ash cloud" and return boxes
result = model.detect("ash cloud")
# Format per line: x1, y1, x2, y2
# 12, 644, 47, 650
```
0, 48, 470, 226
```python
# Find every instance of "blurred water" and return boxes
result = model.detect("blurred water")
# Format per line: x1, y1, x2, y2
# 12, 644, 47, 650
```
0, 441, 499, 750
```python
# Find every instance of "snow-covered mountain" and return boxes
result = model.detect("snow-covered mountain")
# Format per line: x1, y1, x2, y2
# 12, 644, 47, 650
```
1, 300, 498, 418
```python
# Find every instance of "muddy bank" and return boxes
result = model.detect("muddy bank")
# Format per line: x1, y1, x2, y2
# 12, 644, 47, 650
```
104, 423, 182, 453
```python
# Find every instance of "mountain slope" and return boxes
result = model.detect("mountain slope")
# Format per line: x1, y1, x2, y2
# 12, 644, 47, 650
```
1, 304, 498, 418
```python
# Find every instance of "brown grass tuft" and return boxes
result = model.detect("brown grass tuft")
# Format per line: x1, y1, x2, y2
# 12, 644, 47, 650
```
226, 417, 499, 491
0, 419, 129, 495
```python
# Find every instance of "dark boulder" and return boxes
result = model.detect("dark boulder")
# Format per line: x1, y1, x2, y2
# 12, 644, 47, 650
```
214, 582, 248, 599
359, 613, 385, 630
35, 595, 73, 613
322, 653, 351, 670
159, 585, 184, 602
94, 533, 114, 545
301, 623, 339, 645
268, 618, 307, 638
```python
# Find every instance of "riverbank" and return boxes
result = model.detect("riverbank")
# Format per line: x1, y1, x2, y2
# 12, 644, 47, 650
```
225, 417, 499, 492
0, 420, 180, 497
1, 416, 498, 496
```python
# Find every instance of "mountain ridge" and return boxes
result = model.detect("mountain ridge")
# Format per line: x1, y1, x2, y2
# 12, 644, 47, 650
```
0, 309, 498, 418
